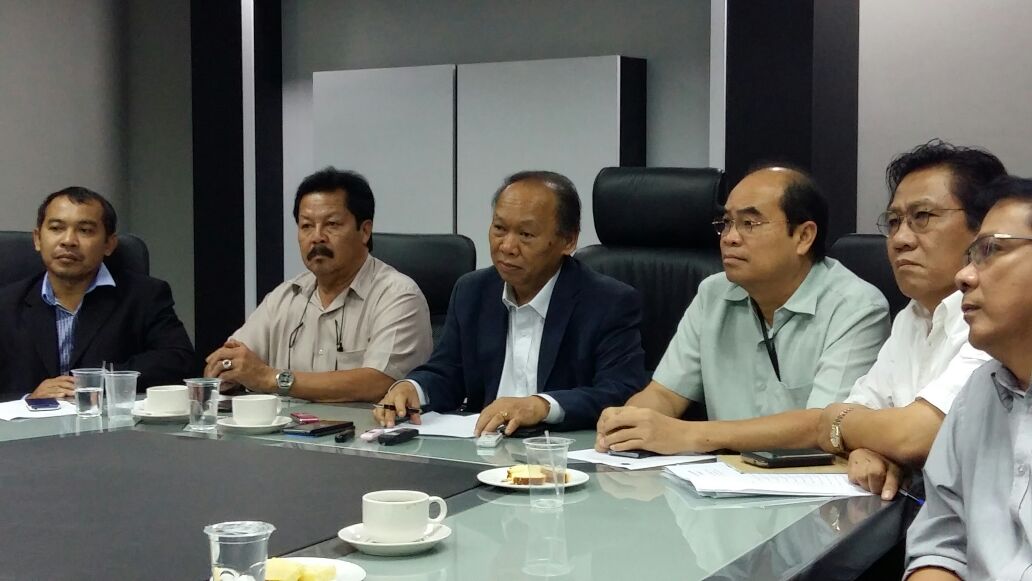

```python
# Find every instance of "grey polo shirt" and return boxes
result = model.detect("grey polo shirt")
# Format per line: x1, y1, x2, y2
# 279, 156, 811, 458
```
653, 258, 890, 420
905, 360, 1032, 580
232, 255, 432, 380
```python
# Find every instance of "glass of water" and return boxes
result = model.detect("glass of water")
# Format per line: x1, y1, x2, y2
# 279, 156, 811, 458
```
72, 368, 105, 418
184, 377, 221, 432
204, 521, 275, 581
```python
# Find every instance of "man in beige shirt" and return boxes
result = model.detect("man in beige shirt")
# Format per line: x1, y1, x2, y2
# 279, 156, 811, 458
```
203, 168, 432, 402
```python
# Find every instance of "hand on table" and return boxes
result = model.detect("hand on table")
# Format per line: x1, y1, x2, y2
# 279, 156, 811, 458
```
595, 406, 691, 455
203, 339, 274, 392
30, 376, 75, 399
475, 396, 550, 436
847, 447, 903, 500
373, 381, 422, 428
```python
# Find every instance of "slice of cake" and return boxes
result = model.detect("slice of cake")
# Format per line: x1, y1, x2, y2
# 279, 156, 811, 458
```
506, 464, 547, 485
298, 561, 336, 581
265, 558, 302, 581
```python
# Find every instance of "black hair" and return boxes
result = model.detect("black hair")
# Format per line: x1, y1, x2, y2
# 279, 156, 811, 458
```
293, 167, 375, 250
977, 175, 1032, 228
491, 170, 581, 238
37, 186, 117, 237
886, 139, 1007, 230
745, 163, 828, 262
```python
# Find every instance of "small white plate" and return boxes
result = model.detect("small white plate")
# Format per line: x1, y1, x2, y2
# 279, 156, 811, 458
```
476, 467, 590, 491
217, 416, 293, 434
338, 523, 452, 557
132, 401, 189, 423
280, 557, 366, 581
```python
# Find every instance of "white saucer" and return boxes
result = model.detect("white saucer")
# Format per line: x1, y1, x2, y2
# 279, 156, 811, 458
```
338, 523, 452, 557
217, 416, 293, 434
477, 467, 590, 491
131, 401, 189, 423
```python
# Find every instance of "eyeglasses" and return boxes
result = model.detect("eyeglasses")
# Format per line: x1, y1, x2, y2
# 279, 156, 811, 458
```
712, 218, 787, 236
875, 208, 965, 236
963, 233, 1032, 266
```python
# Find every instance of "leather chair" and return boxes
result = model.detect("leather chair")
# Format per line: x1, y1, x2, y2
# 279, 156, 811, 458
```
828, 233, 909, 317
0, 230, 150, 283
577, 167, 727, 372
372, 233, 476, 344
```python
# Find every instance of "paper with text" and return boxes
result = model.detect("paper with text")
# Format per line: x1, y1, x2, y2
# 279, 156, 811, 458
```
665, 461, 872, 497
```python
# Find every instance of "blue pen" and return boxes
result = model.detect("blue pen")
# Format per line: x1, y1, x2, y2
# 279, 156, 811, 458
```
898, 489, 925, 506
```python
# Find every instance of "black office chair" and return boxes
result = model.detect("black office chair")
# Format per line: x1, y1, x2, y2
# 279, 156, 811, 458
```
828, 233, 909, 317
372, 233, 476, 344
577, 167, 727, 372
0, 230, 150, 283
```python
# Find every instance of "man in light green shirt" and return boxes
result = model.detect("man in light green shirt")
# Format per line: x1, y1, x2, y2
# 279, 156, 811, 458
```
597, 166, 890, 453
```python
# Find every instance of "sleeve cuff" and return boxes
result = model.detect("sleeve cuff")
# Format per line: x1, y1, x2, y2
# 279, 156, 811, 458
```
391, 379, 427, 406
904, 556, 966, 580
535, 394, 565, 424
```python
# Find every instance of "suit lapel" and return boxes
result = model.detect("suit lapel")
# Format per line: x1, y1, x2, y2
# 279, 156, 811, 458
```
69, 286, 119, 369
537, 258, 579, 390
23, 282, 60, 377
481, 275, 508, 404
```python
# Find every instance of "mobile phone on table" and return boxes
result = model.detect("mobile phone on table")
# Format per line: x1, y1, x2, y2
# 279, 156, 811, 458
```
506, 425, 545, 438
607, 449, 659, 459
378, 427, 419, 446
283, 420, 355, 437
25, 397, 61, 411
740, 448, 835, 469
334, 426, 356, 442
290, 411, 320, 424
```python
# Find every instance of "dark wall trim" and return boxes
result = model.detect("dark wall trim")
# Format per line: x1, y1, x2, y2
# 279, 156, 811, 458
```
619, 57, 647, 167
254, 1, 284, 298
191, 0, 244, 357
725, 0, 859, 242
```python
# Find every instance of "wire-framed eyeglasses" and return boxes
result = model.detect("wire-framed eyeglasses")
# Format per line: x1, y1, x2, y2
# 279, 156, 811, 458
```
711, 217, 786, 236
963, 233, 1032, 266
875, 208, 964, 236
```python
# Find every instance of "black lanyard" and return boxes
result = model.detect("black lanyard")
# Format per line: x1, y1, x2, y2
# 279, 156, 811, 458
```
752, 299, 781, 382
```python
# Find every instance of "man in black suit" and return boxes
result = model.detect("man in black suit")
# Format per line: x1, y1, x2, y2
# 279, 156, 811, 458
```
374, 171, 648, 433
0, 187, 195, 400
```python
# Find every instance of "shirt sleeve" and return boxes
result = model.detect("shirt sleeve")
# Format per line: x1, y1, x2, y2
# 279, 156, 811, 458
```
652, 289, 706, 402
915, 342, 992, 414
904, 385, 969, 579
805, 297, 890, 408
361, 282, 433, 380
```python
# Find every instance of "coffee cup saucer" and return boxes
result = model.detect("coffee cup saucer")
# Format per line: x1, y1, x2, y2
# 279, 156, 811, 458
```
132, 400, 189, 422
217, 415, 292, 435
338, 523, 452, 557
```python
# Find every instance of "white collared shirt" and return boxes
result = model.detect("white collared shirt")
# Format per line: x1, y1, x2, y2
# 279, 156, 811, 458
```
410, 270, 565, 423
845, 291, 991, 413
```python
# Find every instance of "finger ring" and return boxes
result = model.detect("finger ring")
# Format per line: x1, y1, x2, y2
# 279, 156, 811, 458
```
500, 411, 509, 420
221, 359, 232, 370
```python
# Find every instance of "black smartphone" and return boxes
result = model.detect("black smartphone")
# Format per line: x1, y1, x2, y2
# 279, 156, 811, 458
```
378, 427, 419, 446
507, 425, 546, 438
333, 427, 356, 442
607, 449, 659, 459
25, 397, 61, 411
283, 420, 355, 437
741, 448, 835, 469
217, 399, 233, 413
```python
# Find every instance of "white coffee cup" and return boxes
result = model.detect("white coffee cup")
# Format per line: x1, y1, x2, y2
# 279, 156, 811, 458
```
145, 385, 189, 414
362, 490, 448, 543
232, 394, 281, 425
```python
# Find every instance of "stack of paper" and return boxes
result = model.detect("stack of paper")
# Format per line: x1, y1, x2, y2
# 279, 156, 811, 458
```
665, 461, 872, 498
568, 448, 715, 470
0, 398, 77, 421
411, 412, 480, 438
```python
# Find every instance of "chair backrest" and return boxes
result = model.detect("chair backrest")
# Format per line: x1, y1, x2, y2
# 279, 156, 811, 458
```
577, 167, 727, 371
372, 233, 476, 344
828, 233, 909, 317
0, 230, 150, 284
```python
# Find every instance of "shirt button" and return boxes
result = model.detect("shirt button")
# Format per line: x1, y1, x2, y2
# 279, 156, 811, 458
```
318, 349, 325, 356
1019, 465, 1027, 476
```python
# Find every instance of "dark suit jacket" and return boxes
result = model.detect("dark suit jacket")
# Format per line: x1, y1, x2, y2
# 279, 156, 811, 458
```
407, 256, 647, 431
0, 271, 196, 399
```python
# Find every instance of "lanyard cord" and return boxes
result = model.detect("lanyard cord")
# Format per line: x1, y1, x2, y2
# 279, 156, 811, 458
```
752, 299, 781, 382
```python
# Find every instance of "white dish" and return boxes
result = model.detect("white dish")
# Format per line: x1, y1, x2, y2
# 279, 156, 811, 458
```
132, 401, 189, 422
476, 467, 590, 491
217, 415, 293, 434
338, 523, 451, 557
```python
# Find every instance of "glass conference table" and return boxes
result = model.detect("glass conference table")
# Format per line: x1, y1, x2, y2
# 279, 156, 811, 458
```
0, 400, 915, 580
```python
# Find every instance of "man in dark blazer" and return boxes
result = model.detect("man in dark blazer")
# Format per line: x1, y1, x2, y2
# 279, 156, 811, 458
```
374, 171, 647, 433
0, 187, 195, 400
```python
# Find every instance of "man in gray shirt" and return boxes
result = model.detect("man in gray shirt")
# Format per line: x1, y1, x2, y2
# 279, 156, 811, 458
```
905, 175, 1032, 580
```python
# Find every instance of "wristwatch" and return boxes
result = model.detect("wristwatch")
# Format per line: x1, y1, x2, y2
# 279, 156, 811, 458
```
829, 407, 855, 454
275, 370, 295, 397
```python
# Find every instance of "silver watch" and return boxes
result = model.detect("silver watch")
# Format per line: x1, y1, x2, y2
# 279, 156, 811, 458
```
275, 370, 295, 397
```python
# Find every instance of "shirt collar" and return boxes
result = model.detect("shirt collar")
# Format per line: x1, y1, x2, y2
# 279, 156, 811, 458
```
290, 254, 374, 309
501, 268, 561, 318
991, 361, 1028, 412
41, 263, 116, 310
723, 259, 828, 316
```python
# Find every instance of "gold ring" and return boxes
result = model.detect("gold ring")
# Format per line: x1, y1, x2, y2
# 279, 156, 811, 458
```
500, 411, 509, 420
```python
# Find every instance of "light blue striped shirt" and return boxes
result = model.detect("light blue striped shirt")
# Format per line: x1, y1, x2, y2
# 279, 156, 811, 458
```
40, 264, 116, 374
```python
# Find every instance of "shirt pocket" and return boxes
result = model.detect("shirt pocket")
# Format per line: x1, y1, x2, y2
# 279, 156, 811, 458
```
334, 348, 367, 371
757, 379, 812, 415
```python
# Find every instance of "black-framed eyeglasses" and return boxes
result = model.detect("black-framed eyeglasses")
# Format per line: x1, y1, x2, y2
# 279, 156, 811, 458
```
712, 217, 786, 236
964, 233, 1032, 266
875, 208, 964, 236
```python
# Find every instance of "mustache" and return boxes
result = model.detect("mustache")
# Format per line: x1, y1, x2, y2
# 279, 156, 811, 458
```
306, 245, 334, 260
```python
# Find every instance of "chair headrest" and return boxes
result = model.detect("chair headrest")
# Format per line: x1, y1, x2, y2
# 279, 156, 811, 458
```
592, 167, 725, 248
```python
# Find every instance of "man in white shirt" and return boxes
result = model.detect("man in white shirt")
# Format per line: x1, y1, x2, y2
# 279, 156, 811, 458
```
597, 140, 1006, 497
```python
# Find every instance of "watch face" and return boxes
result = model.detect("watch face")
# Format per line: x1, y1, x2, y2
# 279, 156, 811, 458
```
278, 371, 294, 388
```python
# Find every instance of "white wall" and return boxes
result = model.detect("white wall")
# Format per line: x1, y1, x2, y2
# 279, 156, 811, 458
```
0, 0, 126, 228
858, 0, 1032, 232
282, 0, 712, 277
